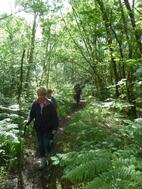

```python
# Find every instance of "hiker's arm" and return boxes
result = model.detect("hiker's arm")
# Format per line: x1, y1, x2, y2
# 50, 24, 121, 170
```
52, 97, 57, 109
24, 102, 36, 125
50, 104, 59, 130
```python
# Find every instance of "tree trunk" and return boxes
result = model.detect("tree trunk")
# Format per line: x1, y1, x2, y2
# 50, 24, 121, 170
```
25, 13, 37, 98
96, 0, 119, 97
124, 0, 142, 55
118, 0, 133, 58
126, 68, 137, 118
17, 49, 26, 104
119, 0, 137, 117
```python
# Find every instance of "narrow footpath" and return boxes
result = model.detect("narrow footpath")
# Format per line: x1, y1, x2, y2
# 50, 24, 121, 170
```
20, 101, 85, 189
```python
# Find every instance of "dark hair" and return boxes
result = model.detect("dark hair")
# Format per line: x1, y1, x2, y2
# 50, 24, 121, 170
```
47, 89, 53, 94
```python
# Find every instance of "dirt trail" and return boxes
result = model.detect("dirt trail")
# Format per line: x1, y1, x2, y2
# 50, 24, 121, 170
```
18, 101, 85, 189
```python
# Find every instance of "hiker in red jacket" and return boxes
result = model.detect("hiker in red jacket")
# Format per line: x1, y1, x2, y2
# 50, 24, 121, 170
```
24, 87, 59, 167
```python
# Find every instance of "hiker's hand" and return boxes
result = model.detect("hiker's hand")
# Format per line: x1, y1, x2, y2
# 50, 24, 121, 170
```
52, 130, 57, 135
23, 120, 28, 126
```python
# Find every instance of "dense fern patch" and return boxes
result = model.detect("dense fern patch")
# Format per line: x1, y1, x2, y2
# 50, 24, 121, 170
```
55, 100, 142, 189
0, 101, 24, 187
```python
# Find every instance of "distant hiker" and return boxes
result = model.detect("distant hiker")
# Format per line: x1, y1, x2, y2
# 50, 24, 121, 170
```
46, 89, 57, 109
74, 83, 82, 105
24, 87, 59, 167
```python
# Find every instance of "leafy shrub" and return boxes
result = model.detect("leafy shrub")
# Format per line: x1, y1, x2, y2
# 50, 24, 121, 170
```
0, 103, 24, 170
56, 84, 74, 117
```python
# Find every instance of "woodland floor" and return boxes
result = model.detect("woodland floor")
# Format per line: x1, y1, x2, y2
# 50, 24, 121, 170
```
14, 101, 85, 189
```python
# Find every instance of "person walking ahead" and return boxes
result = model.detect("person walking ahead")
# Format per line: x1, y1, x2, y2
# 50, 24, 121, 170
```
74, 83, 82, 105
46, 88, 57, 109
24, 87, 59, 166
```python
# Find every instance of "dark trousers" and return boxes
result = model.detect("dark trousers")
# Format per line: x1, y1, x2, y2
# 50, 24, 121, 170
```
74, 93, 81, 104
36, 130, 53, 158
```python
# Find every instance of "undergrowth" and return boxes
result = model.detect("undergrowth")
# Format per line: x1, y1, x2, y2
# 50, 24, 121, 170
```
54, 100, 142, 189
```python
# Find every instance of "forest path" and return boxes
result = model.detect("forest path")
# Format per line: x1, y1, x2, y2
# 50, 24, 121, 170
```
21, 100, 85, 189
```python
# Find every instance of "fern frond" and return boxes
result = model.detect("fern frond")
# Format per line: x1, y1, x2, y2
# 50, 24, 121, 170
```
62, 155, 111, 183
82, 177, 111, 189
